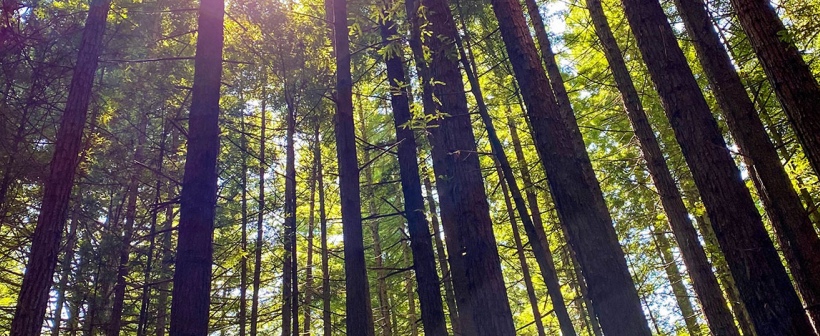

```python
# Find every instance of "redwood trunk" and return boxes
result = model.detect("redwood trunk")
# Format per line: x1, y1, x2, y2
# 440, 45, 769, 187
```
455, 15, 576, 335
250, 92, 268, 336
728, 0, 820, 176
333, 0, 375, 333
585, 0, 740, 334
488, 0, 651, 334
168, 0, 225, 333
618, 0, 813, 333
675, 0, 820, 326
418, 0, 517, 334
422, 175, 461, 335
378, 13, 448, 336
10, 1, 111, 335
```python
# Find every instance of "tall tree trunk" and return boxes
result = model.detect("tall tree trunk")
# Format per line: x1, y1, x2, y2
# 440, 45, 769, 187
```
422, 175, 461, 335
674, 0, 820, 326
168, 0, 225, 333
522, 0, 582, 152
496, 164, 547, 336
417, 0, 517, 334
652, 229, 701, 335
380, 20, 449, 336
584, 0, 740, 334
694, 214, 757, 336
239, 106, 250, 336
317, 124, 332, 336
10, 1, 111, 335
488, 0, 651, 334
304, 122, 318, 335
618, 0, 813, 333
453, 8, 576, 335
282, 80, 298, 336
405, 0, 463, 332
333, 0, 375, 333
728, 0, 820, 176
378, 11, 447, 336
250, 94, 268, 336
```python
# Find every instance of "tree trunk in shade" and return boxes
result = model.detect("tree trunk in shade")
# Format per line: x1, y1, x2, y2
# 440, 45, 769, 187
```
728, 0, 820, 177
333, 0, 375, 333
416, 0, 517, 334
10, 1, 111, 335
694, 213, 757, 336
379, 11, 448, 336
304, 121, 318, 334
584, 0, 740, 334
168, 0, 224, 333
251, 88, 268, 336
488, 0, 651, 334
406, 0, 463, 331
282, 79, 298, 336
453, 8, 577, 334
318, 123, 332, 336
674, 0, 820, 326
617, 0, 813, 333
422, 175, 461, 335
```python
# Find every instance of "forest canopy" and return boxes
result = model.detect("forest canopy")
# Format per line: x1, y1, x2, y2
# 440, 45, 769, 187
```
1, 0, 820, 335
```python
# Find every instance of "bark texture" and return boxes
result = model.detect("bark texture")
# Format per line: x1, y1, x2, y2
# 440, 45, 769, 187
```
10, 1, 111, 335
379, 13, 448, 336
618, 0, 813, 334
333, 0, 375, 333
728, 0, 820, 176
489, 0, 651, 334
585, 0, 740, 334
675, 0, 820, 326
418, 0, 517, 334
168, 0, 225, 334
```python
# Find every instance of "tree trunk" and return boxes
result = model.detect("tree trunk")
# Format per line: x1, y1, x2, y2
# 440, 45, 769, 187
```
239, 102, 251, 336
405, 1, 464, 332
674, 0, 820, 326
584, 1, 740, 334
453, 8, 577, 334
496, 164, 547, 336
417, 0, 517, 334
378, 11, 448, 336
694, 214, 757, 336
333, 0, 375, 333
250, 93, 267, 336
168, 0, 224, 333
618, 0, 813, 333
282, 79, 298, 336
728, 0, 820, 176
304, 121, 318, 335
522, 0, 583, 152
488, 0, 651, 334
422, 175, 461, 335
10, 1, 111, 335
317, 124, 332, 336
652, 229, 701, 335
